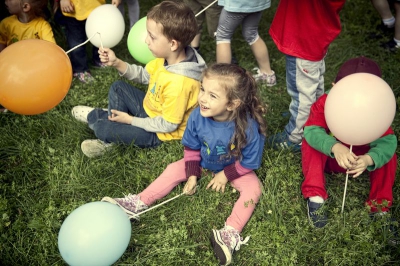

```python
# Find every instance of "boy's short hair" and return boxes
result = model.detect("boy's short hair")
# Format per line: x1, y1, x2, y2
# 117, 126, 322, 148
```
24, 0, 48, 19
147, 0, 197, 49
335, 56, 382, 83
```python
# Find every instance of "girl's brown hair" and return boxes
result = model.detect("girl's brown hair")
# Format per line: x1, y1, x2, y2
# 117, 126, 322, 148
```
202, 63, 267, 159
146, 0, 197, 49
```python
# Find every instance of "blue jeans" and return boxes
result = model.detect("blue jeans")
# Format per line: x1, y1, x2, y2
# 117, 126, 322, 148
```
284, 55, 325, 143
87, 81, 162, 148
54, 10, 100, 73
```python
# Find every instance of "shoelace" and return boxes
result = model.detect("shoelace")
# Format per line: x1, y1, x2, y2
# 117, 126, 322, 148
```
234, 235, 250, 251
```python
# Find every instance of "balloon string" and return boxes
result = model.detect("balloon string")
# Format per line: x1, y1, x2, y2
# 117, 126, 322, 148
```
128, 192, 185, 219
195, 0, 218, 17
127, 186, 198, 220
98, 32, 104, 50
65, 32, 103, 54
341, 144, 353, 214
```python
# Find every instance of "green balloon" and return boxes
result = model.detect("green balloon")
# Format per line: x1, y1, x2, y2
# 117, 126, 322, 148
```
127, 17, 155, 65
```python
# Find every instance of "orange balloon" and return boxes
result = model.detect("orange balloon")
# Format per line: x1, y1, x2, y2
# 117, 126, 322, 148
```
0, 39, 72, 115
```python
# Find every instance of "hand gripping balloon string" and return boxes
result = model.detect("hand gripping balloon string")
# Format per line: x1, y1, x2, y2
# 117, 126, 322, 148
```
65, 32, 104, 54
195, 0, 217, 17
127, 186, 199, 220
341, 145, 353, 214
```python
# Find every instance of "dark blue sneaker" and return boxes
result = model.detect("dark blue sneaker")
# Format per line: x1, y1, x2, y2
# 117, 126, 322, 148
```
268, 132, 302, 152
307, 199, 328, 228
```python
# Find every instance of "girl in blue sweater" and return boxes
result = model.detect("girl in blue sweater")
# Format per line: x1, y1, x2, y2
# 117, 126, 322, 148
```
102, 63, 267, 265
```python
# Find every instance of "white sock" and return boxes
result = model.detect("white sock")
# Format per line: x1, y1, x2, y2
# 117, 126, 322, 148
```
309, 196, 324, 204
382, 17, 395, 28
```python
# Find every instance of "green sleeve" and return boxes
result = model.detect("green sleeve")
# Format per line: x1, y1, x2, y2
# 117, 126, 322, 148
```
304, 125, 339, 157
367, 134, 397, 171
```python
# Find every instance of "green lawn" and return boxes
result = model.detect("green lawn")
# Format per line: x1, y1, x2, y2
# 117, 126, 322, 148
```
1, 0, 400, 265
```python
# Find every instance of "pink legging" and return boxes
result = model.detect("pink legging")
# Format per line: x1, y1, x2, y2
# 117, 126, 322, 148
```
139, 159, 262, 232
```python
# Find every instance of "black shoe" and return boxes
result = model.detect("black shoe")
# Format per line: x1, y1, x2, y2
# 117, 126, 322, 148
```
307, 199, 328, 228
381, 39, 400, 52
377, 22, 395, 35
368, 22, 394, 39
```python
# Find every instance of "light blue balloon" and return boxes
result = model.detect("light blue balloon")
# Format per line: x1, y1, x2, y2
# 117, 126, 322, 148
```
58, 202, 131, 266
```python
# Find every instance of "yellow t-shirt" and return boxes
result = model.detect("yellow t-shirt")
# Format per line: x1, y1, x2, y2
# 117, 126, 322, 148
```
62, 0, 105, 20
0, 15, 55, 46
144, 58, 200, 141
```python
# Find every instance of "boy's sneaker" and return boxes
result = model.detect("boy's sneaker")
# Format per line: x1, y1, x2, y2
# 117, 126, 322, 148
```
369, 211, 399, 246
102, 194, 148, 220
210, 225, 250, 266
307, 199, 328, 228
81, 139, 114, 158
268, 132, 302, 152
253, 68, 277, 86
73, 71, 95, 83
381, 39, 400, 52
71, 105, 94, 123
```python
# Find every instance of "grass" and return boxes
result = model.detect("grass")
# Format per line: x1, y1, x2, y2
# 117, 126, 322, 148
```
1, 0, 400, 265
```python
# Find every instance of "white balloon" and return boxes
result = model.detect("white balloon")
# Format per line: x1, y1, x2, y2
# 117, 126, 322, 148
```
85, 4, 125, 48
324, 73, 396, 146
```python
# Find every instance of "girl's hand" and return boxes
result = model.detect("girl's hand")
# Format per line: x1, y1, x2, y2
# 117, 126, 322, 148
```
183, 176, 197, 195
332, 143, 357, 170
347, 154, 373, 178
206, 171, 228, 193
99, 48, 118, 67
111, 0, 122, 6
60, 0, 74, 13
108, 109, 134, 124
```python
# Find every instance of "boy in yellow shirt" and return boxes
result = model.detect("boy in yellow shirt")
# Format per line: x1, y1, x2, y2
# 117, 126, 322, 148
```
0, 0, 55, 52
71, 1, 206, 158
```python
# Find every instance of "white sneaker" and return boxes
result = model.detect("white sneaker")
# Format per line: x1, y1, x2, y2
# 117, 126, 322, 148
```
253, 67, 277, 86
210, 225, 250, 265
71, 106, 94, 123
101, 194, 148, 220
81, 139, 114, 158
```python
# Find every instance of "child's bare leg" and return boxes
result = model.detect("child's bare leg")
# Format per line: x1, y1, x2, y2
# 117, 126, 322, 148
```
216, 42, 232, 63
250, 37, 273, 75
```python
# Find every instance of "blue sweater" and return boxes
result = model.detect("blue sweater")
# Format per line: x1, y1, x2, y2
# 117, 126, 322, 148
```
182, 107, 265, 172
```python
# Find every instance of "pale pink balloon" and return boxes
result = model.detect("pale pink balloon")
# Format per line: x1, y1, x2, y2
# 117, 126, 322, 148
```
324, 73, 396, 146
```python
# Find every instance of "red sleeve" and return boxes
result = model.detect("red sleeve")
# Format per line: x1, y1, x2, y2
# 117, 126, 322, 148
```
224, 161, 253, 181
184, 146, 201, 178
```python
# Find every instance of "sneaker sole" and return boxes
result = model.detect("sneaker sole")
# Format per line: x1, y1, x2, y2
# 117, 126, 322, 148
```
210, 229, 232, 265
101, 197, 140, 220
